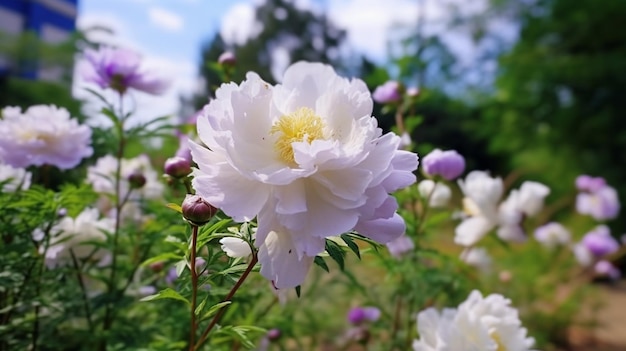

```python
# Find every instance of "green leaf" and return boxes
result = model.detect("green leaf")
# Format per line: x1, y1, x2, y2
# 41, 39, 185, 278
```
140, 288, 189, 306
166, 203, 182, 214
194, 299, 207, 316
295, 285, 301, 298
200, 301, 231, 321
313, 256, 329, 272
340, 233, 361, 259
325, 239, 345, 270
141, 253, 183, 267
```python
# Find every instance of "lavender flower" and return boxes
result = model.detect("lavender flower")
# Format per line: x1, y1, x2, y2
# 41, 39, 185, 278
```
575, 175, 606, 192
386, 234, 415, 258
372, 80, 402, 103
594, 260, 621, 280
422, 149, 466, 180
581, 225, 620, 257
347, 306, 381, 325
0, 105, 92, 170
576, 185, 620, 220
83, 47, 169, 95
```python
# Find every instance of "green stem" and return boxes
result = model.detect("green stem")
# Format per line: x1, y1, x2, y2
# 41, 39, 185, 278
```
194, 253, 258, 350
70, 250, 94, 331
189, 225, 199, 351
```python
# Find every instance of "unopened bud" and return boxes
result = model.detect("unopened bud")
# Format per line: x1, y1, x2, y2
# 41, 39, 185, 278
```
182, 194, 218, 226
267, 328, 281, 342
149, 261, 165, 273
164, 156, 192, 178
218, 51, 236, 67
128, 171, 146, 189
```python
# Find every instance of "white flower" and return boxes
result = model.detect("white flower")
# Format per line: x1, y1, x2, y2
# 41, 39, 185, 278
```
572, 242, 593, 267
455, 171, 503, 246
220, 237, 252, 258
534, 222, 571, 249
418, 180, 451, 208
461, 247, 492, 273
456, 176, 550, 246
0, 163, 31, 192
44, 208, 114, 268
413, 290, 535, 351
0, 105, 92, 169
87, 154, 164, 201
190, 62, 418, 288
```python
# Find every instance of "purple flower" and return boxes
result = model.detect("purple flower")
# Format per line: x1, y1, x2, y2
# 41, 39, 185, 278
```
347, 306, 381, 325
165, 267, 178, 285
576, 185, 620, 220
386, 234, 415, 258
581, 225, 620, 257
575, 175, 606, 192
594, 260, 621, 280
82, 47, 169, 95
372, 81, 402, 104
422, 149, 466, 180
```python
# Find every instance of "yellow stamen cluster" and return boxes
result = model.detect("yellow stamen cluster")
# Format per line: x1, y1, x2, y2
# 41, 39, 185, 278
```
270, 107, 326, 164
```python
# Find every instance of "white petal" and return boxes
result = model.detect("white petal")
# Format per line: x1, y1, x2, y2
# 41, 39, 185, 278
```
258, 230, 314, 289
220, 237, 252, 258
455, 216, 495, 246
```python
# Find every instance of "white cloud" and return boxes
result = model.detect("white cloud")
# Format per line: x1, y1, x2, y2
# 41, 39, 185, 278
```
148, 7, 183, 32
220, 3, 263, 45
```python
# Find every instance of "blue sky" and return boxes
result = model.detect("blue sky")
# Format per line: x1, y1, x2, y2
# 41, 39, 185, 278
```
73, 0, 513, 123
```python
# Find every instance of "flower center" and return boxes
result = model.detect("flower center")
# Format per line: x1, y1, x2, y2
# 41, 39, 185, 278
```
491, 332, 507, 351
270, 107, 326, 164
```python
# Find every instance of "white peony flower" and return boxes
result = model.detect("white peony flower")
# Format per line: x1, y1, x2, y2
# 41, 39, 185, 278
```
534, 222, 571, 249
413, 290, 535, 351
455, 171, 503, 246
456, 176, 550, 246
418, 180, 451, 208
87, 154, 164, 201
44, 208, 114, 268
0, 163, 31, 192
0, 105, 92, 169
190, 62, 418, 288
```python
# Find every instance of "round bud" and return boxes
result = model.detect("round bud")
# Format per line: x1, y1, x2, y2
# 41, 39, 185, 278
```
164, 156, 192, 178
267, 328, 281, 342
128, 171, 147, 189
218, 51, 236, 67
182, 194, 218, 226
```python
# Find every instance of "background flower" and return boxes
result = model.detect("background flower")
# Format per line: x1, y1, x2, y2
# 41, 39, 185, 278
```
82, 47, 169, 95
0, 163, 31, 192
0, 105, 93, 170
44, 208, 114, 268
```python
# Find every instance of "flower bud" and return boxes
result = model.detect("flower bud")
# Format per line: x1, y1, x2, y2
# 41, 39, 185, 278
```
128, 171, 146, 189
164, 156, 191, 178
422, 149, 466, 181
149, 261, 165, 273
267, 328, 281, 342
372, 80, 402, 104
218, 51, 236, 67
347, 306, 381, 325
182, 194, 218, 226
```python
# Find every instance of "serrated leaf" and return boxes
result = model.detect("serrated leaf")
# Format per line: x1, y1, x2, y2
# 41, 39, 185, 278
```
314, 256, 329, 272
140, 288, 189, 305
340, 233, 361, 259
325, 239, 345, 270
295, 285, 301, 298
200, 301, 231, 321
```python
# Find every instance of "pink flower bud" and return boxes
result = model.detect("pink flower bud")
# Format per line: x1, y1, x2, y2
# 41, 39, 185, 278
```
164, 156, 191, 178
182, 194, 218, 226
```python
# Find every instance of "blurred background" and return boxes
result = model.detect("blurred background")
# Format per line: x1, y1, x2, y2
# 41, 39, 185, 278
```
2, 1, 626, 349
1, 0, 625, 245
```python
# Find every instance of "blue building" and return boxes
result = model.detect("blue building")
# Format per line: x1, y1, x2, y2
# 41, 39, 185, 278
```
0, 0, 78, 80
